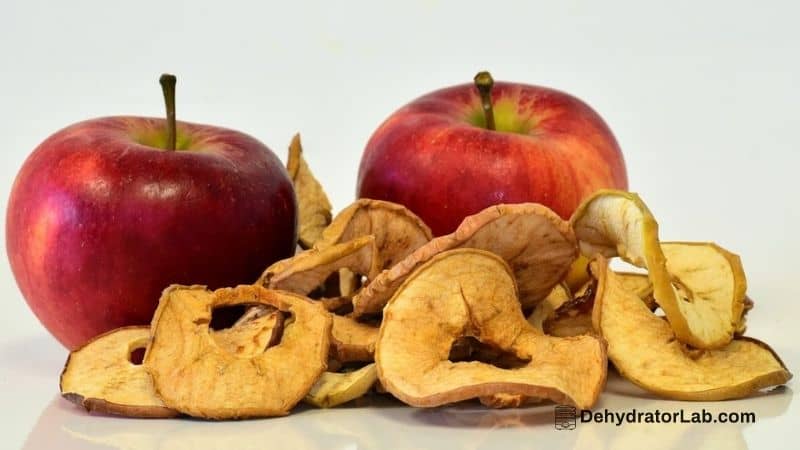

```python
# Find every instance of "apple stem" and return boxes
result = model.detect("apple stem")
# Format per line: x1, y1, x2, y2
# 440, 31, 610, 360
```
474, 71, 496, 131
159, 74, 177, 151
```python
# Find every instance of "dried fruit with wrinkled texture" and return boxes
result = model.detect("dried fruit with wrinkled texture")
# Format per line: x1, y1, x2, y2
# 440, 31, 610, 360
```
376, 248, 606, 409
287, 133, 332, 248
317, 199, 433, 272
570, 189, 744, 349
60, 326, 177, 418
144, 285, 331, 419
304, 363, 378, 408
591, 257, 791, 400
257, 235, 380, 295
354, 203, 577, 316
212, 307, 285, 358
330, 315, 379, 362
662, 242, 748, 348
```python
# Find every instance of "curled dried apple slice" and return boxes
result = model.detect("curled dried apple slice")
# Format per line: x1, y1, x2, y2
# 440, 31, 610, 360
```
318, 198, 433, 270
144, 285, 331, 419
60, 326, 177, 418
376, 248, 606, 409
304, 363, 378, 408
661, 242, 747, 346
570, 189, 743, 349
354, 203, 577, 316
258, 235, 380, 296
287, 133, 332, 249
591, 257, 791, 400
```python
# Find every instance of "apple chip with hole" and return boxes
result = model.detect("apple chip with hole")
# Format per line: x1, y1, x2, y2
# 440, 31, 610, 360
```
305, 363, 378, 408
354, 203, 577, 317
212, 305, 285, 358
318, 198, 433, 270
570, 189, 746, 349
60, 326, 177, 418
376, 248, 606, 409
144, 285, 331, 419
591, 257, 791, 400
287, 133, 332, 249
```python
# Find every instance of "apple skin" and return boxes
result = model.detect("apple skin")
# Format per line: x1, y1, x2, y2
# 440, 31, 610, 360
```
357, 81, 628, 236
7, 116, 297, 349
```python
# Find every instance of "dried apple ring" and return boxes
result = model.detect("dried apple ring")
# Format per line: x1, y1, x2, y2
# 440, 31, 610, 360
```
570, 189, 745, 349
318, 199, 433, 270
591, 257, 791, 400
212, 307, 285, 358
304, 363, 378, 408
60, 326, 177, 418
287, 133, 332, 249
376, 248, 606, 409
355, 203, 577, 316
144, 285, 331, 419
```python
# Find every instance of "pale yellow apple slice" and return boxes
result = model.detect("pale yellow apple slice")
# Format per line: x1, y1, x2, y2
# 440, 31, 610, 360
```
591, 257, 791, 400
304, 364, 378, 408
60, 326, 177, 418
570, 189, 743, 349
287, 133, 332, 249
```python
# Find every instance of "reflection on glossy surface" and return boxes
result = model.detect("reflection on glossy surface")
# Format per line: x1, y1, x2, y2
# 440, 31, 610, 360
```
23, 374, 794, 450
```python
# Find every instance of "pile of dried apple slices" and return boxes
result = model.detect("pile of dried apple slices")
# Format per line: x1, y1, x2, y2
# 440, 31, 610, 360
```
59, 136, 791, 420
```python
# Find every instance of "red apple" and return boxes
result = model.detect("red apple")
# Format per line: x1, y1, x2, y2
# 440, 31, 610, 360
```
357, 71, 628, 236
6, 75, 297, 349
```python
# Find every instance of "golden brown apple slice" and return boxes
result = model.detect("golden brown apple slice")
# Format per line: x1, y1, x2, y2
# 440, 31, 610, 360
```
287, 133, 332, 249
527, 283, 571, 332
376, 248, 606, 409
355, 203, 577, 316
59, 326, 177, 418
591, 257, 791, 400
304, 363, 378, 408
318, 199, 433, 270
616, 272, 656, 310
144, 285, 331, 419
570, 189, 743, 349
330, 315, 378, 363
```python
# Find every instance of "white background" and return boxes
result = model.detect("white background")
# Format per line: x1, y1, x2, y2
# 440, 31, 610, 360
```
1, 1, 798, 449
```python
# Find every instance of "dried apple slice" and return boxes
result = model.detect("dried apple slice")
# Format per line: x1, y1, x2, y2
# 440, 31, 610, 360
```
60, 326, 177, 418
304, 363, 378, 408
257, 235, 380, 295
527, 283, 571, 332
376, 248, 606, 409
591, 257, 791, 400
355, 203, 577, 316
144, 285, 331, 419
287, 133, 332, 249
317, 198, 433, 270
661, 242, 747, 346
331, 315, 378, 362
570, 189, 743, 349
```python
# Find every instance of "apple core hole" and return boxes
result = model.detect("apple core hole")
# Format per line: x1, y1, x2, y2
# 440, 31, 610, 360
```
448, 336, 530, 370
209, 305, 249, 331
129, 347, 146, 365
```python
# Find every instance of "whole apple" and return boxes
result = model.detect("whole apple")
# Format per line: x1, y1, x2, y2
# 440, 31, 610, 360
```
357, 71, 628, 236
6, 75, 297, 349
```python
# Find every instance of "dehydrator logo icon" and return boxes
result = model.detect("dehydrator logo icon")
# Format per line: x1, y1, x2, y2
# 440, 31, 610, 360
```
554, 405, 577, 430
